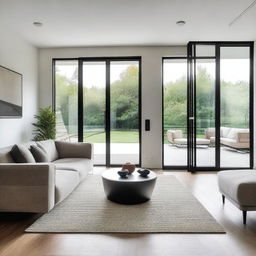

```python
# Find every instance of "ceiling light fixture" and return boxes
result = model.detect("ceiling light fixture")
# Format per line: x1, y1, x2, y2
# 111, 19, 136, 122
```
33, 21, 43, 27
176, 20, 186, 26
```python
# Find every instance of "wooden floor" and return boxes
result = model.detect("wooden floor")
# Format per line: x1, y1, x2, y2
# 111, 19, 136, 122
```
1, 168, 256, 256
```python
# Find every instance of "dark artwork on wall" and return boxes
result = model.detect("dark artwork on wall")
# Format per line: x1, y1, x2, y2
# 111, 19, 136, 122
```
0, 66, 22, 117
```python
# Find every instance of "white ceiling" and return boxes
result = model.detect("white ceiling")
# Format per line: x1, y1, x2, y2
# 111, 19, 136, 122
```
0, 0, 256, 48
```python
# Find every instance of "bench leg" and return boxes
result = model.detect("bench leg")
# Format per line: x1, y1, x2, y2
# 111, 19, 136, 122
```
222, 195, 225, 204
243, 211, 247, 225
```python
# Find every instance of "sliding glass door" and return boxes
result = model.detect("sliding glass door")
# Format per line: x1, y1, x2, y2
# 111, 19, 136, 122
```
187, 42, 253, 171
54, 57, 141, 166
110, 61, 140, 165
163, 58, 187, 167
83, 61, 106, 165
220, 47, 251, 168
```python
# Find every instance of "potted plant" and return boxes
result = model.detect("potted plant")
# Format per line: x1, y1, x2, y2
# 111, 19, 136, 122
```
32, 107, 56, 141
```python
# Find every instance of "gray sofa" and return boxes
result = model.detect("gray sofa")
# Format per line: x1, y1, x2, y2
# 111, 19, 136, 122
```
218, 170, 256, 225
0, 140, 93, 213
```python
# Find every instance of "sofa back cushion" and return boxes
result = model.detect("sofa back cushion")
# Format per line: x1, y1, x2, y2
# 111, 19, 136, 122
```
0, 141, 37, 163
227, 128, 249, 141
30, 145, 49, 162
36, 140, 58, 162
220, 127, 231, 138
10, 144, 36, 163
0, 146, 15, 163
55, 141, 92, 159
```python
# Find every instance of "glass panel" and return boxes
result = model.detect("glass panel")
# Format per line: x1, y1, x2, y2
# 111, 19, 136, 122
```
110, 61, 140, 164
83, 62, 106, 165
196, 45, 215, 57
195, 59, 215, 166
55, 60, 78, 142
220, 47, 250, 167
163, 59, 187, 166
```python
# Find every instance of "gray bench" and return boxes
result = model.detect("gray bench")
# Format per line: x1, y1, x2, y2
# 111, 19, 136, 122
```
218, 170, 256, 225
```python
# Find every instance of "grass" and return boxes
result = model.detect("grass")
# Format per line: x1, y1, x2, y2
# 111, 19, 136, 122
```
84, 131, 139, 143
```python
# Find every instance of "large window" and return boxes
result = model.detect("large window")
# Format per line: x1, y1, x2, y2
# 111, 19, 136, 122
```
54, 58, 141, 166
55, 60, 78, 142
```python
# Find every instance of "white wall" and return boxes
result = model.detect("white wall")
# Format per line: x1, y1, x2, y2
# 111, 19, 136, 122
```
0, 28, 38, 147
254, 41, 256, 168
38, 46, 186, 168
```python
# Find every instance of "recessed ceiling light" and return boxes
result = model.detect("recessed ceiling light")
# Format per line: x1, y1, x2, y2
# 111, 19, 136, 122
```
33, 21, 43, 27
176, 20, 186, 26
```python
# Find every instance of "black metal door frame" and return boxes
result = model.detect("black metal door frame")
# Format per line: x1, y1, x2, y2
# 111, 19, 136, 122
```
187, 41, 254, 172
53, 57, 141, 167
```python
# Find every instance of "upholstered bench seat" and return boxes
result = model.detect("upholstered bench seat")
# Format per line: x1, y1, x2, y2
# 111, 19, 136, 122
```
218, 170, 256, 224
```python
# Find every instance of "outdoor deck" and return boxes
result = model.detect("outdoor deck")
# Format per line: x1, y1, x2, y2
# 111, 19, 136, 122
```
92, 143, 250, 167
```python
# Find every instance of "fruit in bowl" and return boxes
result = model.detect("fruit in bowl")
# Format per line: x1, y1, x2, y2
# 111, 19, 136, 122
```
122, 162, 135, 174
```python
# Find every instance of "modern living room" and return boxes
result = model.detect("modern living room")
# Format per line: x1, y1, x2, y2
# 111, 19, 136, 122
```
0, 0, 256, 255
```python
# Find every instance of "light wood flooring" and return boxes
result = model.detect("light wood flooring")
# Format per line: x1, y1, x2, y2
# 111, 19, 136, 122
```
0, 168, 256, 256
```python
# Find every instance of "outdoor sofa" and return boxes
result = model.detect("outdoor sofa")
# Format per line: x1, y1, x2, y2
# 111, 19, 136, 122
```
167, 129, 210, 146
205, 127, 249, 149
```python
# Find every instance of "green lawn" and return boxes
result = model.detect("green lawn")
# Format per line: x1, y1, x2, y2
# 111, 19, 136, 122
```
84, 131, 139, 143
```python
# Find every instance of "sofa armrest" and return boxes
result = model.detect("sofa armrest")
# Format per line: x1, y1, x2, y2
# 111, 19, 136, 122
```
167, 130, 174, 143
0, 163, 55, 213
237, 132, 250, 143
55, 141, 94, 159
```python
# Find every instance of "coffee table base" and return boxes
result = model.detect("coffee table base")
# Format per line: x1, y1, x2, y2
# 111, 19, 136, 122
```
102, 178, 156, 205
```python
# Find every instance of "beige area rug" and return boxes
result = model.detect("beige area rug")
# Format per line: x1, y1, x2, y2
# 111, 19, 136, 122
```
26, 175, 225, 233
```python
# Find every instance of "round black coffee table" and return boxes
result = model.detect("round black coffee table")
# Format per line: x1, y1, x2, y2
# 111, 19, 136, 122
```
102, 169, 157, 205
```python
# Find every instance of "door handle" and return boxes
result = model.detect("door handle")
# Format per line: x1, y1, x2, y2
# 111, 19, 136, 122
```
189, 117, 194, 120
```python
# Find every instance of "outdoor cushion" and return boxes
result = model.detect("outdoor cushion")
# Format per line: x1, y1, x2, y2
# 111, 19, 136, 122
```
55, 169, 80, 204
10, 144, 36, 163
173, 138, 187, 145
220, 138, 249, 149
37, 140, 59, 162
173, 138, 210, 145
218, 170, 256, 207
53, 158, 91, 180
227, 128, 249, 140
173, 130, 183, 139
220, 127, 231, 138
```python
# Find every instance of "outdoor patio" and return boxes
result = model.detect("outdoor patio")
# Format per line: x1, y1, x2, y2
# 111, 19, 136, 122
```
163, 144, 249, 167
91, 143, 250, 167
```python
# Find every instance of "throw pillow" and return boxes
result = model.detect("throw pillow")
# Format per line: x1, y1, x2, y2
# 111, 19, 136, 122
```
10, 144, 36, 163
36, 140, 58, 162
30, 145, 49, 162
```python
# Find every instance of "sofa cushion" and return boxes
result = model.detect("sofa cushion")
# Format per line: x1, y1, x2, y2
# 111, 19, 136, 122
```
220, 127, 231, 138
37, 140, 58, 162
30, 145, 49, 162
53, 158, 91, 180
10, 144, 36, 163
227, 128, 249, 140
0, 146, 15, 163
173, 130, 183, 139
55, 169, 80, 204
218, 170, 256, 207
55, 141, 92, 159
221, 138, 249, 149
